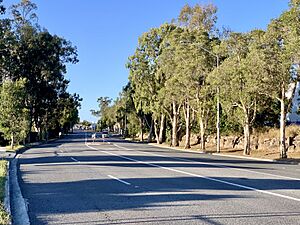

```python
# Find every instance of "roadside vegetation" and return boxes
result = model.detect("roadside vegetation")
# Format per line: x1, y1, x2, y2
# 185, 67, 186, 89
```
0, 0, 82, 149
0, 160, 9, 225
91, 1, 300, 159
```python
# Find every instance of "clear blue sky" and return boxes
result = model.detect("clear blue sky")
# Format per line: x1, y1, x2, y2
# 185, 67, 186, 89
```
3, 0, 289, 122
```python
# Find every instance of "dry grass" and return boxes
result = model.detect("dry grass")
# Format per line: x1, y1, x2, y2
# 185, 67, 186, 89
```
156, 135, 300, 162
257, 125, 300, 140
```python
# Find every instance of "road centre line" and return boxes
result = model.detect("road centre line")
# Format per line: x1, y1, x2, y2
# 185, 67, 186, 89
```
108, 175, 131, 186
113, 144, 300, 182
86, 143, 300, 202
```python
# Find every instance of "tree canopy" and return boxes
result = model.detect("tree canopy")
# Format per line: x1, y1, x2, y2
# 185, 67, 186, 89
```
0, 0, 81, 145
91, 1, 300, 159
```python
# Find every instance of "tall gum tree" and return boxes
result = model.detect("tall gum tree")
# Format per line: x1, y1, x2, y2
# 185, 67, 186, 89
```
176, 31, 216, 149
176, 3, 219, 149
127, 24, 176, 143
158, 27, 186, 147
209, 31, 265, 155
254, 1, 300, 158
0, 79, 29, 149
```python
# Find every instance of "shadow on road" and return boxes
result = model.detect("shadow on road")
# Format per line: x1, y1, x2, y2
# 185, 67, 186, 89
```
20, 174, 300, 224
17, 132, 300, 225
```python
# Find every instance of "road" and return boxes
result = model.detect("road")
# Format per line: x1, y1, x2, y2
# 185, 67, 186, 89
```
13, 131, 300, 225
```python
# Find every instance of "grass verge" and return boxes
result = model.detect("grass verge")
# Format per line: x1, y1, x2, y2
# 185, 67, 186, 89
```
151, 142, 300, 163
0, 160, 9, 225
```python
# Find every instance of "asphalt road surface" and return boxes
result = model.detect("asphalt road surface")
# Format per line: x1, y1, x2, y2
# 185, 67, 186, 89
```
14, 131, 300, 225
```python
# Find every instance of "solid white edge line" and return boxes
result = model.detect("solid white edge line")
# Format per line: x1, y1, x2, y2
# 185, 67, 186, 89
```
108, 175, 131, 186
86, 143, 300, 203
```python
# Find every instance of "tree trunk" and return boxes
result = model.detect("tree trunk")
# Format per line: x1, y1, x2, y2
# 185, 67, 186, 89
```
171, 101, 179, 147
27, 115, 32, 143
184, 101, 191, 149
140, 117, 144, 142
280, 97, 287, 158
154, 119, 159, 144
158, 114, 165, 144
11, 133, 14, 150
243, 122, 251, 155
147, 119, 154, 143
124, 115, 127, 137
199, 118, 205, 150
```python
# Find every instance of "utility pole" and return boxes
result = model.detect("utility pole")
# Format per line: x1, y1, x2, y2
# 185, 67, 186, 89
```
180, 41, 221, 153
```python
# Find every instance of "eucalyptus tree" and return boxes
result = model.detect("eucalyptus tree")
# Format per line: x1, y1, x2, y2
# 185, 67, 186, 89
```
252, 0, 300, 158
180, 36, 218, 150
58, 93, 82, 133
209, 31, 267, 155
10, 0, 38, 28
0, 79, 29, 149
127, 24, 176, 142
114, 83, 136, 136
91, 97, 117, 131
159, 27, 216, 148
175, 3, 220, 149
158, 27, 186, 147
177, 3, 217, 33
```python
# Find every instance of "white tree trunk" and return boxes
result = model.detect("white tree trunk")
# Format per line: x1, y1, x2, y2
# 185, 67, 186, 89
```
154, 119, 159, 144
158, 114, 165, 144
184, 102, 191, 149
11, 133, 14, 150
200, 118, 205, 150
243, 122, 250, 155
280, 98, 287, 158
171, 101, 179, 147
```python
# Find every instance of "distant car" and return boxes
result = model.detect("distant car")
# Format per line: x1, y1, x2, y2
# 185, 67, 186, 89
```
102, 130, 109, 138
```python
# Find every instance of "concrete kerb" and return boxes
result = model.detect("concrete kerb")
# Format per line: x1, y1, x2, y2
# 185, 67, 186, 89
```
4, 161, 11, 225
4, 138, 58, 225
211, 153, 276, 162
10, 157, 30, 225
148, 143, 300, 165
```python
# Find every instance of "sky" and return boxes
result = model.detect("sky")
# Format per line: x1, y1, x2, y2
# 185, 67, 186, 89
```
3, 0, 290, 122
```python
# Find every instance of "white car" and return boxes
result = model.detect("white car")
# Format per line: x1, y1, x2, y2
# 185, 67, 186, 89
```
102, 131, 109, 138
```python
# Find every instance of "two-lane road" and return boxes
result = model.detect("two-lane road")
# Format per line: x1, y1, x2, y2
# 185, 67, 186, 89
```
14, 132, 300, 224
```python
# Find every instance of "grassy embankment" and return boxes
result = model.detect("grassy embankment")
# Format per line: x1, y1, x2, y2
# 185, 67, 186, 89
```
0, 160, 9, 225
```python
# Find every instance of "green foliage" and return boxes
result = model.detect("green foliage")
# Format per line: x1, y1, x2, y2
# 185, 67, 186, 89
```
127, 23, 176, 116
81, 120, 91, 128
177, 3, 217, 33
0, 0, 79, 140
90, 1, 300, 157
0, 0, 5, 15
58, 93, 82, 133
126, 113, 140, 138
91, 97, 115, 131
0, 160, 9, 225
0, 79, 29, 148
